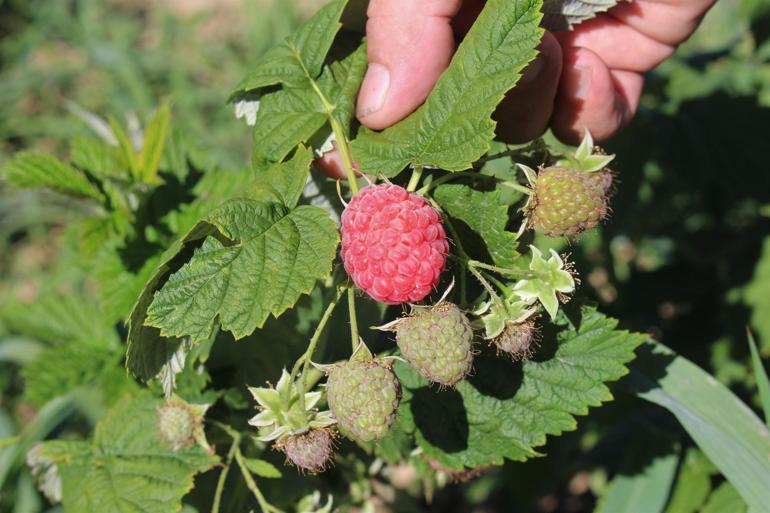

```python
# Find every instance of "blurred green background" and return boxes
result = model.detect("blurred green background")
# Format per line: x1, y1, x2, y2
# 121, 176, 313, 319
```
1, 0, 769, 512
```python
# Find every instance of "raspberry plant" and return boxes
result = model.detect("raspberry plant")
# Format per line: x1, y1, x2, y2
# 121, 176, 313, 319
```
1, 0, 770, 512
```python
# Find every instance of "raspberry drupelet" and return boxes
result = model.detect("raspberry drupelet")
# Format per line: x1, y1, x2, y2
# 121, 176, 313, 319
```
340, 184, 449, 304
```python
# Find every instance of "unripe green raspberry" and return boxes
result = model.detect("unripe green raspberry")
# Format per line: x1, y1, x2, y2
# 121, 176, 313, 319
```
326, 359, 400, 442
395, 303, 474, 386
530, 166, 611, 237
277, 428, 335, 474
492, 320, 538, 361
158, 404, 195, 448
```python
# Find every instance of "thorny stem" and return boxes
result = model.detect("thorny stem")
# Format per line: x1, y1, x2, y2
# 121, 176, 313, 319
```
467, 264, 506, 311
348, 286, 359, 353
235, 447, 286, 513
406, 166, 424, 192
290, 285, 347, 406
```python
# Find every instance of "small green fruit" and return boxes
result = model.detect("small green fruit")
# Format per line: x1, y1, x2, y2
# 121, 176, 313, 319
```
395, 303, 474, 386
530, 166, 612, 237
158, 404, 195, 449
326, 359, 400, 442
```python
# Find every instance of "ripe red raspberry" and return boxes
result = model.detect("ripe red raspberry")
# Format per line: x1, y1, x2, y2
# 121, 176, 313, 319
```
341, 184, 448, 304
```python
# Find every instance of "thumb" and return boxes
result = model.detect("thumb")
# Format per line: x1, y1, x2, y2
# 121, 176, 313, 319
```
356, 0, 462, 130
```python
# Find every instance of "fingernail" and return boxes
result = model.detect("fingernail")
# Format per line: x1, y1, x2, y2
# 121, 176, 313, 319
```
574, 65, 593, 100
358, 63, 390, 117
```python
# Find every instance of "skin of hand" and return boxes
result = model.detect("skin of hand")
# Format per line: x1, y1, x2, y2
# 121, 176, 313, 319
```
317, 0, 715, 179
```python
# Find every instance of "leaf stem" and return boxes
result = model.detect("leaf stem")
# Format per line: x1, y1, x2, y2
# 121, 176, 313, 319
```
406, 166, 424, 192
467, 264, 506, 311
348, 286, 359, 353
467, 260, 529, 277
297, 285, 346, 401
235, 447, 286, 513
211, 434, 241, 513
329, 115, 359, 195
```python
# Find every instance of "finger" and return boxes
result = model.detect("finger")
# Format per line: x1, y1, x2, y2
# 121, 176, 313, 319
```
356, 0, 462, 130
314, 144, 361, 180
608, 0, 717, 46
551, 46, 644, 144
494, 32, 562, 144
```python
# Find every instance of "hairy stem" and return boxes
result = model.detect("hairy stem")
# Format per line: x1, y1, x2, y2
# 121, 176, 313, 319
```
211, 434, 241, 513
468, 260, 529, 277
329, 115, 359, 194
468, 264, 506, 311
406, 166, 424, 192
348, 286, 359, 352
299, 285, 346, 399
235, 447, 285, 513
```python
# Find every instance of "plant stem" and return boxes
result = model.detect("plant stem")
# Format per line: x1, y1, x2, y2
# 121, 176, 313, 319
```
298, 285, 346, 398
467, 264, 506, 310
329, 116, 359, 194
499, 181, 533, 195
406, 166, 424, 192
290, 285, 346, 384
211, 434, 241, 513
348, 286, 359, 352
468, 260, 529, 277
235, 447, 285, 513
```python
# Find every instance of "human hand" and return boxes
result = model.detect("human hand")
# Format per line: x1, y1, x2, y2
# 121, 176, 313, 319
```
355, 0, 716, 144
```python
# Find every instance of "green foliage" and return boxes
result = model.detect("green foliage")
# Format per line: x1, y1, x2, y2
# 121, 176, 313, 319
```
37, 392, 218, 513
664, 449, 715, 513
3, 152, 104, 202
630, 342, 770, 512
350, 0, 543, 176
395, 307, 644, 468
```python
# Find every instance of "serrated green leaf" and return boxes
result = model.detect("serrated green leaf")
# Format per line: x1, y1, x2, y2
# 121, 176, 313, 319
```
351, 0, 543, 176
395, 306, 644, 468
318, 42, 368, 135
433, 183, 519, 267
254, 145, 313, 208
70, 134, 127, 180
629, 342, 770, 512
108, 116, 141, 179
251, 87, 326, 171
37, 392, 218, 513
0, 290, 117, 347
138, 101, 171, 184
22, 343, 120, 407
3, 151, 104, 201
231, 0, 347, 94
145, 200, 339, 344
542, 0, 621, 31
242, 457, 282, 479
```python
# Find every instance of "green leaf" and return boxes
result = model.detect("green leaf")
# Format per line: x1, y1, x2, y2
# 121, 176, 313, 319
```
0, 290, 117, 347
701, 482, 747, 513
254, 145, 314, 208
242, 457, 282, 479
744, 236, 770, 353
433, 183, 519, 267
145, 200, 339, 344
318, 42, 369, 135
251, 87, 326, 171
108, 116, 141, 179
629, 342, 770, 512
395, 306, 644, 468
747, 330, 770, 427
70, 134, 127, 180
22, 343, 120, 407
37, 392, 218, 513
596, 437, 679, 513
3, 151, 104, 201
231, 0, 347, 93
542, 0, 621, 31
138, 101, 171, 184
351, 0, 543, 176
664, 449, 715, 513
